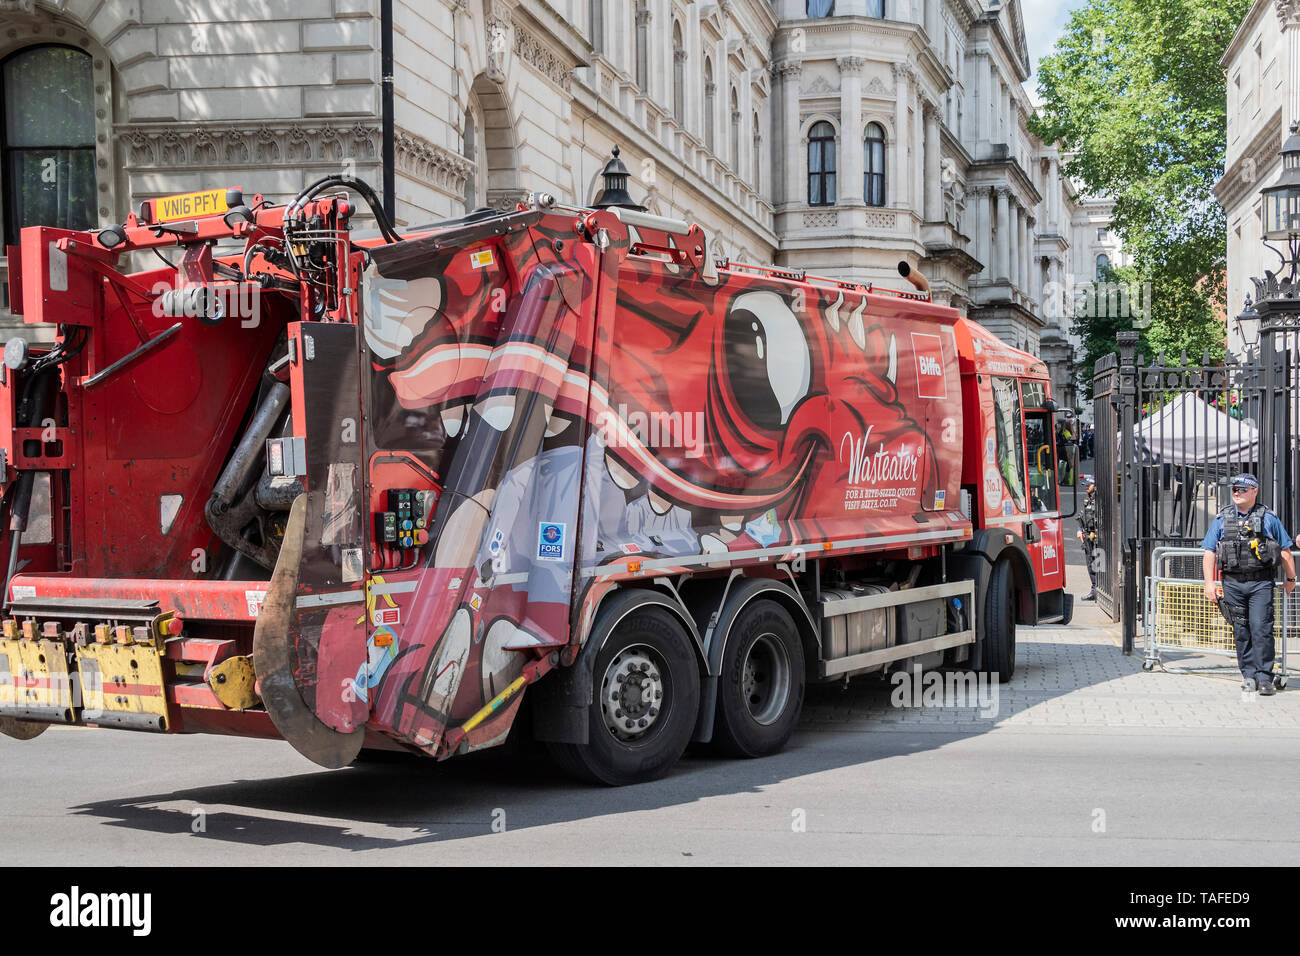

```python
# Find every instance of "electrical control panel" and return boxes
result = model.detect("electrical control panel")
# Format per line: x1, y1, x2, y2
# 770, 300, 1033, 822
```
374, 488, 431, 550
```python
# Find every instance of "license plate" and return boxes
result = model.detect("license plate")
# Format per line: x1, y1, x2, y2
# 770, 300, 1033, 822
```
152, 188, 230, 222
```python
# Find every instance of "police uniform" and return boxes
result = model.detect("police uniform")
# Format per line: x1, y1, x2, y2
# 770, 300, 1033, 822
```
1201, 487, 1294, 690
1078, 486, 1099, 598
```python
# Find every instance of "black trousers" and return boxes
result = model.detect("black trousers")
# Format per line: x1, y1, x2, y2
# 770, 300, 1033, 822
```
1221, 576, 1275, 684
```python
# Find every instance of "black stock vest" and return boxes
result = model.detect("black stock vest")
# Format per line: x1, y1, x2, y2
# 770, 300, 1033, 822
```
1215, 504, 1282, 574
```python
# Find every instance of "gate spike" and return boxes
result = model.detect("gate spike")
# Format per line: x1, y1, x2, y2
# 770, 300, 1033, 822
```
1180, 349, 1188, 366
1202, 349, 1210, 366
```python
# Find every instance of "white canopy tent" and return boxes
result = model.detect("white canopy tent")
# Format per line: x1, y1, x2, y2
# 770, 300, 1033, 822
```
1135, 393, 1258, 466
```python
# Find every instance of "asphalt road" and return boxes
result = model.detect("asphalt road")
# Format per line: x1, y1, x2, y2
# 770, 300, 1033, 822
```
2, 515, 1297, 866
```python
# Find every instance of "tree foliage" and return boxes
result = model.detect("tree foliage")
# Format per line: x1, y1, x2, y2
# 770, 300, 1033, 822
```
1031, 0, 1252, 381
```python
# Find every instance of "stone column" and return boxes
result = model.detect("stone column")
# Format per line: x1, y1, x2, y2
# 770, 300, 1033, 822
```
1048, 255, 1062, 319
892, 62, 913, 210
913, 85, 924, 218
838, 56, 866, 204
924, 99, 942, 222
996, 186, 1010, 282
976, 186, 991, 275
776, 60, 802, 207
1027, 216, 1039, 310
1009, 200, 1020, 291
1047, 155, 1060, 231
1279, 1, 1300, 125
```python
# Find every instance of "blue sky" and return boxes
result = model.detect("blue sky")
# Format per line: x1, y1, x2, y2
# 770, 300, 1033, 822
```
1021, 0, 1080, 96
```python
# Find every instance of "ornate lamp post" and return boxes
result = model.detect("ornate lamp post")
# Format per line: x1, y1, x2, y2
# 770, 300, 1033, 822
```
1236, 295, 1261, 359
1248, 122, 1300, 526
592, 146, 647, 212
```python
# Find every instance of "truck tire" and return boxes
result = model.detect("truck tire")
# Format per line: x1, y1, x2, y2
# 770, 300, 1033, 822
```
712, 599, 805, 758
981, 559, 1017, 682
548, 605, 700, 786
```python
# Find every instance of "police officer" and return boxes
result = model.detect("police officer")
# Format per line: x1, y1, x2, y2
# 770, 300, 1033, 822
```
1076, 478, 1098, 601
1201, 474, 1297, 695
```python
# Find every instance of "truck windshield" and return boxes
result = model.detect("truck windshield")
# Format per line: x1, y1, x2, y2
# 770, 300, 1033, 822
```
1024, 410, 1057, 514
991, 377, 1026, 512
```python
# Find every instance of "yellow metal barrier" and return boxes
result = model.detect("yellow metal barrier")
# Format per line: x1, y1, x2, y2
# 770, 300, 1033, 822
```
1148, 579, 1288, 653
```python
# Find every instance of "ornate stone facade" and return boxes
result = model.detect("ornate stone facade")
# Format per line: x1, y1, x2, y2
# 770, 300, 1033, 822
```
0, 0, 1103, 387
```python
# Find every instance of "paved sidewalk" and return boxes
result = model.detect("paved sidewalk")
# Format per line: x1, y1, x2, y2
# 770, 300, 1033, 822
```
802, 513, 1300, 737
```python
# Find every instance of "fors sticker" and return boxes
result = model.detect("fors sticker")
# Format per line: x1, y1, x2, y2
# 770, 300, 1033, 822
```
538, 522, 566, 561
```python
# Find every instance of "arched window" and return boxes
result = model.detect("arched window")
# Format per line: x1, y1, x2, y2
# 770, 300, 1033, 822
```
2, 45, 96, 245
589, 0, 604, 55
462, 96, 487, 212
864, 123, 886, 207
634, 0, 649, 90
752, 112, 761, 190
672, 22, 685, 124
868, 0, 885, 16
807, 0, 835, 16
729, 87, 740, 169
704, 59, 715, 152
808, 121, 836, 206
1096, 253, 1111, 281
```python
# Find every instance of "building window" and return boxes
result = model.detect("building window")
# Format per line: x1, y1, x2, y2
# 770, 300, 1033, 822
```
868, 0, 885, 16
864, 123, 886, 206
589, 0, 604, 55
808, 121, 837, 206
807, 0, 835, 16
1096, 253, 1111, 281
462, 97, 487, 212
1096, 227, 1107, 241
634, 1, 649, 90
704, 59, 715, 152
672, 22, 685, 124
2, 45, 96, 246
729, 88, 740, 170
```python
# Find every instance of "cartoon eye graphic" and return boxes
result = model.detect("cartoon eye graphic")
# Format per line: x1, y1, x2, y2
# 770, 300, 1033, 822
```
724, 291, 811, 429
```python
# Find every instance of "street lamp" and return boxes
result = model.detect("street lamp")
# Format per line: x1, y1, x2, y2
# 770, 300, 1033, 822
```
1259, 122, 1300, 292
1237, 294, 1261, 353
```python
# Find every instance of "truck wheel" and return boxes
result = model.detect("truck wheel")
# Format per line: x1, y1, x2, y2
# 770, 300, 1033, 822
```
981, 559, 1016, 682
548, 605, 700, 786
713, 600, 805, 758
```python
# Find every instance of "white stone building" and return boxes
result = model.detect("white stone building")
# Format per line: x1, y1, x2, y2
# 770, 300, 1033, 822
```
1216, 0, 1298, 359
0, 0, 1099, 392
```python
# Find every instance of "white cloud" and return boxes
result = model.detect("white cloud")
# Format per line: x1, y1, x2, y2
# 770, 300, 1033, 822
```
1018, 0, 1083, 104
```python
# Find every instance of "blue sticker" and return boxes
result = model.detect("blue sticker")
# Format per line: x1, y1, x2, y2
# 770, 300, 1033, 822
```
538, 522, 566, 561
1002, 500, 1014, 517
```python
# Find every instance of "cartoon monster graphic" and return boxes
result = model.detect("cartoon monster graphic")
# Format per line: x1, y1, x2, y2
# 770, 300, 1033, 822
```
357, 212, 945, 753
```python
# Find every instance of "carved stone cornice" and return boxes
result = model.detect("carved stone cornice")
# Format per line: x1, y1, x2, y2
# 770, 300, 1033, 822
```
513, 17, 574, 91
118, 121, 381, 170
636, 4, 652, 26
771, 59, 802, 81
1277, 0, 1300, 30
837, 56, 866, 76
891, 61, 915, 81
395, 130, 474, 193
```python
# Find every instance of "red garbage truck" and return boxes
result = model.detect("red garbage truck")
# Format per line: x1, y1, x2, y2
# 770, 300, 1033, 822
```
0, 179, 1074, 784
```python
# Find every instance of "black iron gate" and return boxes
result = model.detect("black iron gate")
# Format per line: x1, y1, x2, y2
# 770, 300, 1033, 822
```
1093, 332, 1285, 652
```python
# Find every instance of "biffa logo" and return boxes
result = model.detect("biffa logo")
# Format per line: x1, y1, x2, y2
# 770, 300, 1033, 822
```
910, 333, 946, 400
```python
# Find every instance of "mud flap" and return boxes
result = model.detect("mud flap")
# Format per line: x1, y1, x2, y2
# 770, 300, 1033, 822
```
0, 716, 47, 740
253, 495, 364, 768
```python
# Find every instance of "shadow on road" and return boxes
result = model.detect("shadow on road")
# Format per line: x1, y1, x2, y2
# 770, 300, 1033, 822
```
67, 494, 1136, 853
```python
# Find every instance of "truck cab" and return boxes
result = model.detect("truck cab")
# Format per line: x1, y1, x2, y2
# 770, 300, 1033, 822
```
955, 318, 1074, 625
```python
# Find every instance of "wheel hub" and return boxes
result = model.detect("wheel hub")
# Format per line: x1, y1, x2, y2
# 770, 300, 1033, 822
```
600, 646, 665, 741
741, 632, 790, 726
